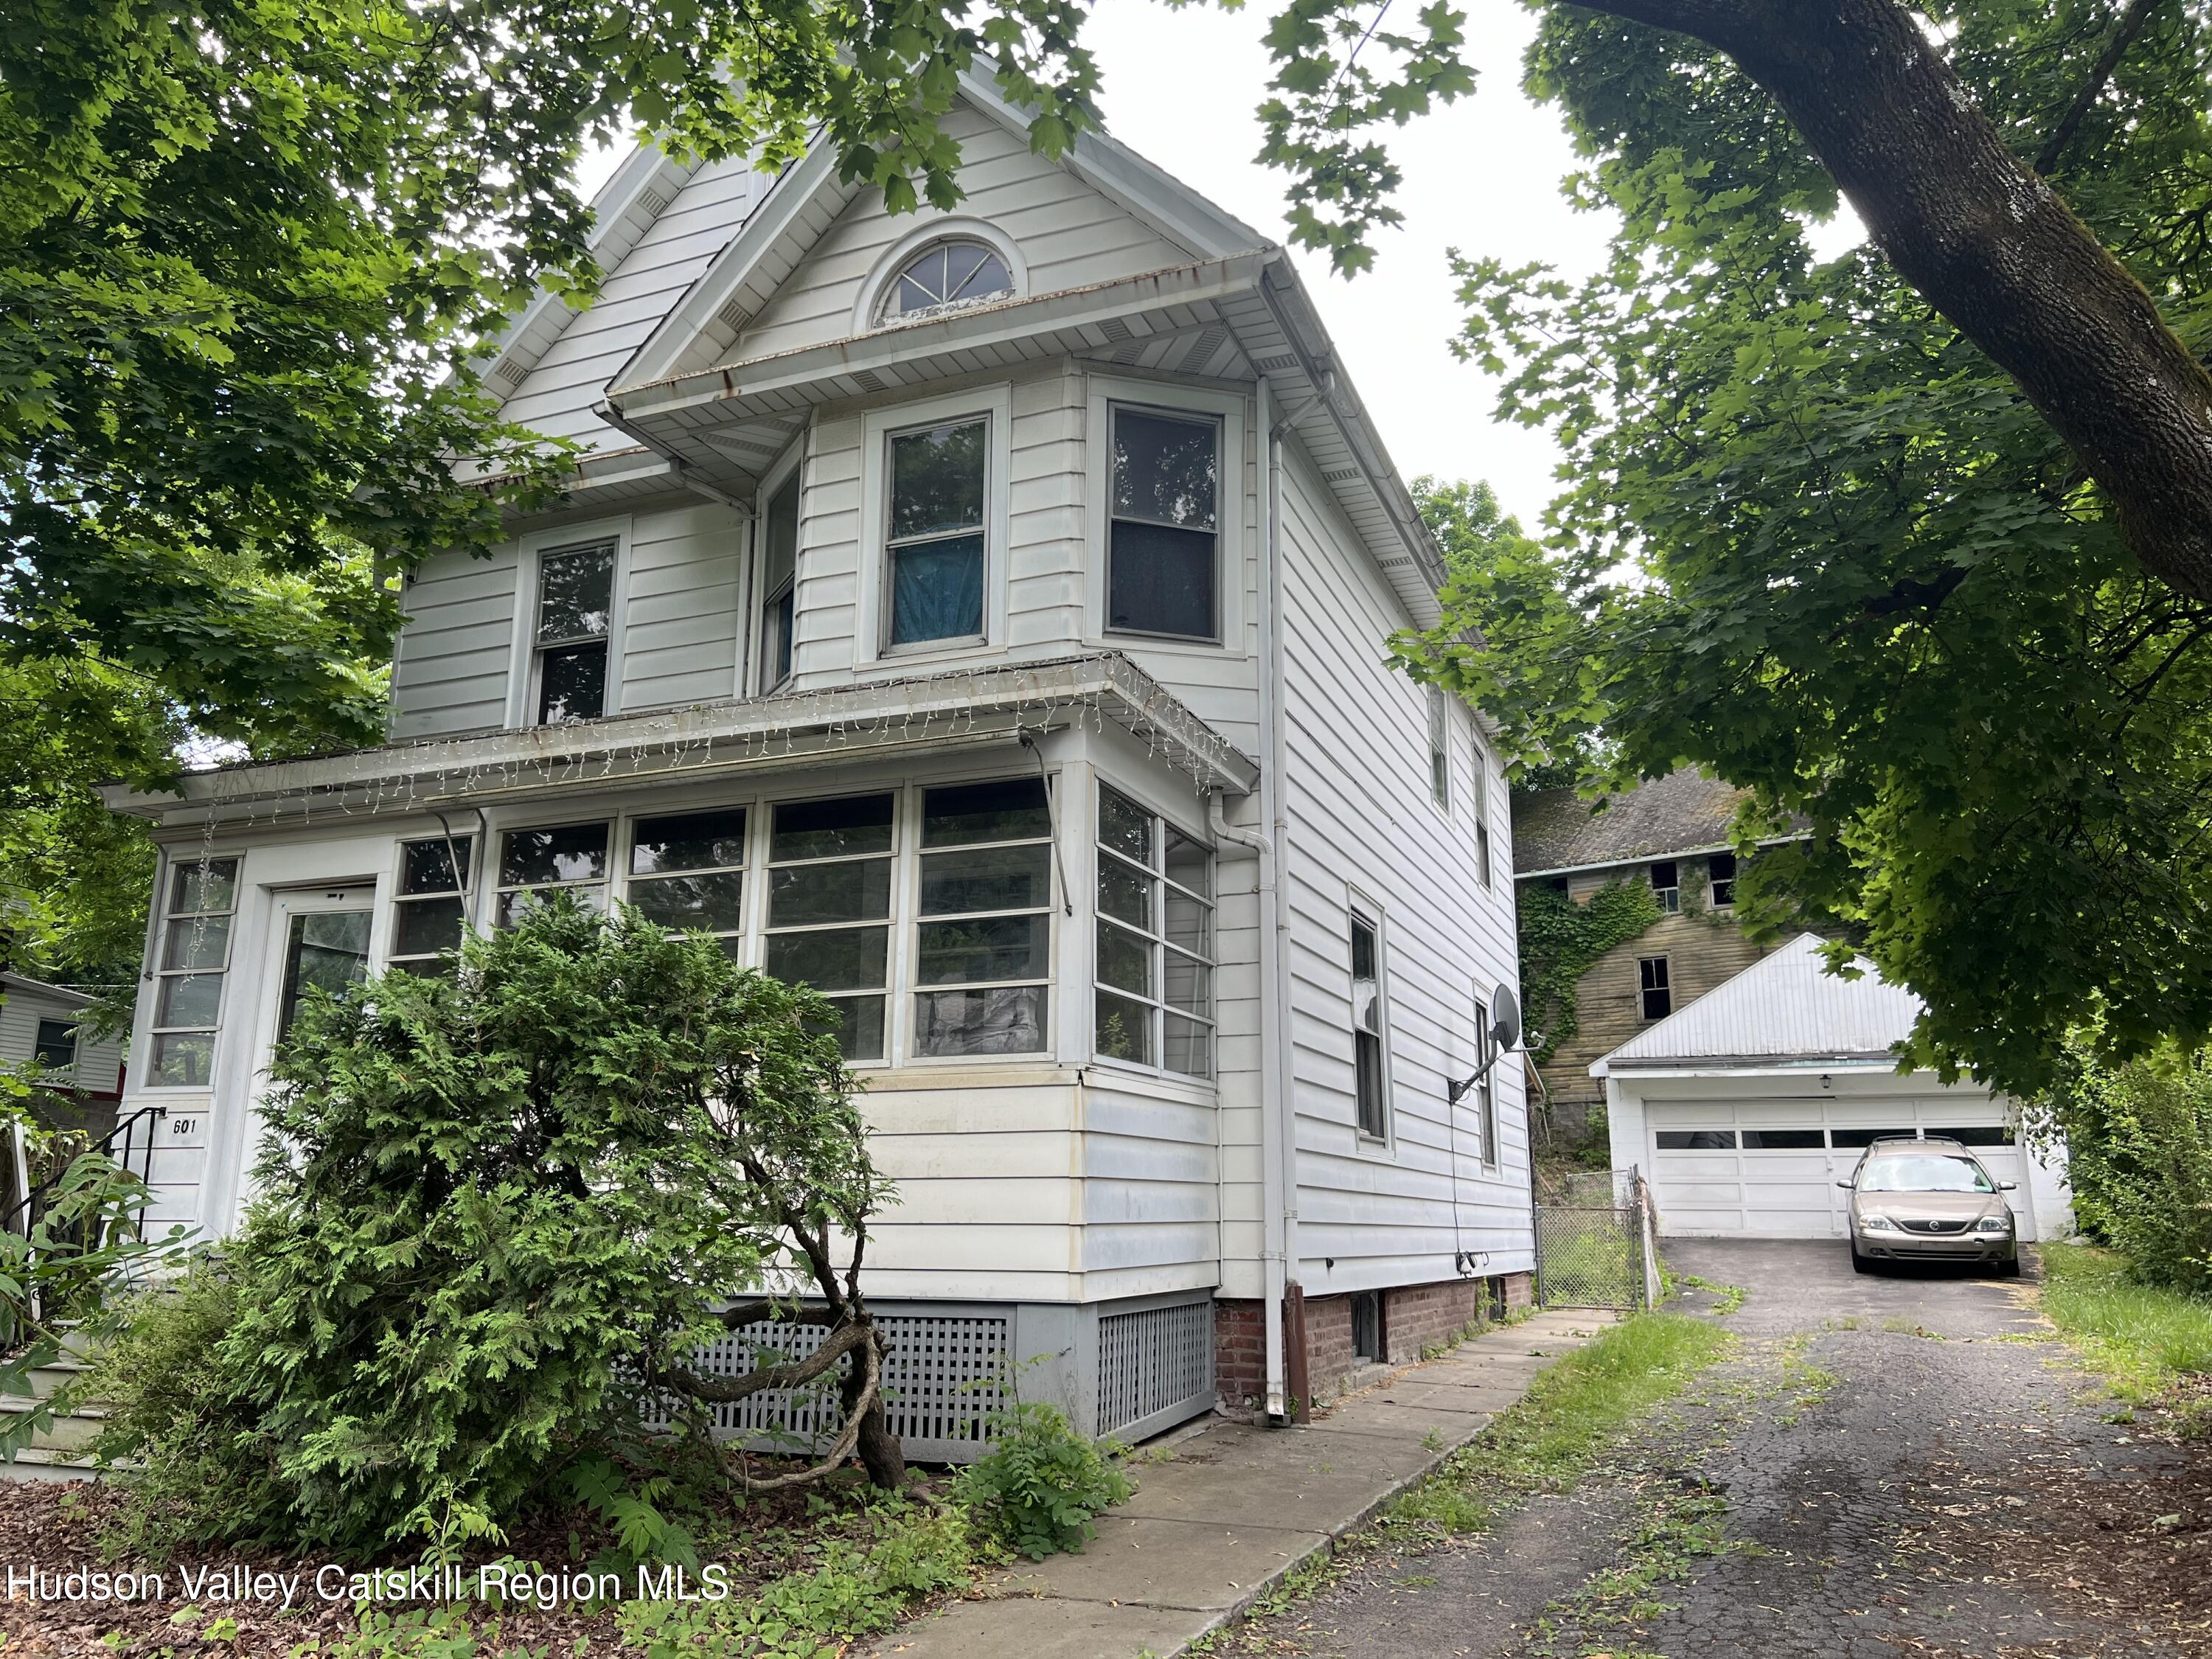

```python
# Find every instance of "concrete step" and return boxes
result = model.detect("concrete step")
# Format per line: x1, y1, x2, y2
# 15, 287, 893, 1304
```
0, 1394, 108, 1453
0, 1446, 105, 1484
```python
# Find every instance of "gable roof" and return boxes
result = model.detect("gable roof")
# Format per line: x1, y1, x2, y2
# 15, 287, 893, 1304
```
0, 972, 94, 1011
1513, 770, 1756, 877
1590, 933, 1922, 1076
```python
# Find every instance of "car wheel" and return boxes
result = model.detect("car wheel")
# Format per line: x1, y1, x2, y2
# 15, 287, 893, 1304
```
1851, 1243, 1874, 1275
1995, 1254, 2022, 1279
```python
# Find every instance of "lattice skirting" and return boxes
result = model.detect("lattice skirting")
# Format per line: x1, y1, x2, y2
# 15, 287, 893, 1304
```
644, 1294, 1214, 1463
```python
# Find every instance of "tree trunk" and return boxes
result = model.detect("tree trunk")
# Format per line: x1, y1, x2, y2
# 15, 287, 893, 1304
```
841, 1327, 906, 1489
1573, 0, 2212, 601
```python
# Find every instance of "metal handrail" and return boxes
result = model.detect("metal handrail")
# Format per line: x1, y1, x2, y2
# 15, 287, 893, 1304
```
1, 1104, 169, 1239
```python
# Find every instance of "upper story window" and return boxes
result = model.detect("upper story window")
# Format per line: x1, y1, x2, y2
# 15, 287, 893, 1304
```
1350, 908, 1389, 1138
390, 836, 475, 975
1649, 859, 1680, 913
758, 473, 799, 692
150, 857, 237, 1087
882, 240, 1014, 324
1474, 742, 1493, 888
1107, 406, 1220, 641
534, 540, 614, 723
1708, 851, 1737, 908
1427, 687, 1450, 810
1638, 954, 1672, 1020
887, 419, 987, 648
33, 1019, 77, 1071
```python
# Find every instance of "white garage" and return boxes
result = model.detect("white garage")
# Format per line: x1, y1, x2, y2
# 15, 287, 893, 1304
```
1593, 935, 2073, 1242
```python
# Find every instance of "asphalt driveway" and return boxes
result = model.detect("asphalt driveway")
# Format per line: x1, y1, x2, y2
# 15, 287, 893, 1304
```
1222, 1239, 2210, 1659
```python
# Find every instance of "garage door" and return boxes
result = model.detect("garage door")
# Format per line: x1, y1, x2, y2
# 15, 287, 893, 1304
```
1646, 1099, 2031, 1240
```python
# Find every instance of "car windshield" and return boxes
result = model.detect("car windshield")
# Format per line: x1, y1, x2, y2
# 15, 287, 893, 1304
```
1859, 1154, 1994, 1194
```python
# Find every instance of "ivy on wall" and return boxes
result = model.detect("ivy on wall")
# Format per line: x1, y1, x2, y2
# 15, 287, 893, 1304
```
1519, 878, 1664, 1063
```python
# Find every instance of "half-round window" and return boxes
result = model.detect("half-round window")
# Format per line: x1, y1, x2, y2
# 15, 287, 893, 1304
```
883, 239, 1015, 322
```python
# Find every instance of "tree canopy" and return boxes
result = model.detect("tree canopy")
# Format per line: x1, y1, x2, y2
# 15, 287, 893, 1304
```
1401, 1, 2212, 1097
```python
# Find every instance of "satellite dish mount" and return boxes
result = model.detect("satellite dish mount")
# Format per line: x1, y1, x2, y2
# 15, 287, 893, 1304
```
1448, 985, 1523, 1105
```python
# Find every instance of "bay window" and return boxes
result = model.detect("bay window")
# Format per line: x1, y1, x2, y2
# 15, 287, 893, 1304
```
1093, 786, 1214, 1077
766, 794, 893, 1062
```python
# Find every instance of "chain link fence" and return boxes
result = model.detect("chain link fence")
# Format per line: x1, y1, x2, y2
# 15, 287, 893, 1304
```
1535, 1167, 1660, 1312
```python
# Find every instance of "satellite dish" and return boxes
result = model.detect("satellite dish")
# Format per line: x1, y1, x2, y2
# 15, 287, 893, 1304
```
1488, 984, 1522, 1055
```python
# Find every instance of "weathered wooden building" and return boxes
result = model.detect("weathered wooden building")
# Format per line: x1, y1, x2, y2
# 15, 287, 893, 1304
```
99, 80, 1529, 1447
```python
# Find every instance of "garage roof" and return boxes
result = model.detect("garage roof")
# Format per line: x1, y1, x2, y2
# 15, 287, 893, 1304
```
1590, 933, 1924, 1076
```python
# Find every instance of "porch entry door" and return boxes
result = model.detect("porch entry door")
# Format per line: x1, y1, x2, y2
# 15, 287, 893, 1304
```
265, 886, 378, 1047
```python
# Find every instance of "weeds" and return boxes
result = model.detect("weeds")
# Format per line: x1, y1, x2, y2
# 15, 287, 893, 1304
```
1680, 1275, 1746, 1316
2037, 1242, 2212, 1437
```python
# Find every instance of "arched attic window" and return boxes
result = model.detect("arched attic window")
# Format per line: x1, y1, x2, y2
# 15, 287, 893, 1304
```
880, 238, 1015, 324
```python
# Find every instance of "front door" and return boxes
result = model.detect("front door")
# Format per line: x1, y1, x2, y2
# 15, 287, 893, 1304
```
265, 886, 378, 1050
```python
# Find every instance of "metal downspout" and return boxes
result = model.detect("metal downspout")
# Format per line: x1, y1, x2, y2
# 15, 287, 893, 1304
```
1260, 375, 1329, 1422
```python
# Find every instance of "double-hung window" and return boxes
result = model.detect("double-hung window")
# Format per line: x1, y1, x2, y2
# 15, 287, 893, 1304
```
1427, 687, 1451, 810
758, 473, 799, 692
1107, 407, 1220, 641
497, 823, 611, 924
33, 1020, 77, 1071
1649, 860, 1680, 913
1708, 852, 1737, 908
1093, 787, 1215, 1077
389, 837, 475, 974
886, 419, 987, 648
150, 858, 237, 1087
914, 779, 1053, 1055
1472, 999, 1500, 1168
1350, 910, 1389, 1138
765, 794, 894, 1062
533, 540, 615, 723
629, 809, 748, 956
1474, 745, 1493, 887
1638, 956, 1672, 1020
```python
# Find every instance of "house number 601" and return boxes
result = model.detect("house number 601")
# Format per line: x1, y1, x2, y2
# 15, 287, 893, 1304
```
171, 1118, 198, 1136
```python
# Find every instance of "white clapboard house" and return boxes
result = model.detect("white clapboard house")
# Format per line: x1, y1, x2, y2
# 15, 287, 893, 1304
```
100, 80, 1528, 1453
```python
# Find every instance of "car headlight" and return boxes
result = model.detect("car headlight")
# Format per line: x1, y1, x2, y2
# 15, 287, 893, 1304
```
1859, 1213, 1901, 1232
1974, 1215, 2011, 1235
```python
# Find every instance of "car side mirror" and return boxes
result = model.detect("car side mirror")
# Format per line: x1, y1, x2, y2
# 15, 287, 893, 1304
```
2000, 1180, 2017, 1191
1835, 1180, 1854, 1190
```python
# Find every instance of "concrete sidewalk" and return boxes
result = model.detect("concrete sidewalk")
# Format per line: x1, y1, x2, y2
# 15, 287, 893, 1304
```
864, 1307, 1618, 1659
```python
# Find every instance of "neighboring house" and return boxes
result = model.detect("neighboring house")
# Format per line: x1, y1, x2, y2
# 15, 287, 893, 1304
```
1593, 933, 2072, 1242
97, 79, 1528, 1451
0, 972, 126, 1135
1512, 771, 1798, 1132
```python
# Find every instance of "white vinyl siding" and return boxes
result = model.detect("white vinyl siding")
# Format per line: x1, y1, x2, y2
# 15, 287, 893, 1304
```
620, 501, 747, 710
0, 984, 124, 1096
389, 546, 521, 740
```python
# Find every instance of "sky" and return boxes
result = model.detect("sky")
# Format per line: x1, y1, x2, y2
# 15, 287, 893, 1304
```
573, 3, 1619, 529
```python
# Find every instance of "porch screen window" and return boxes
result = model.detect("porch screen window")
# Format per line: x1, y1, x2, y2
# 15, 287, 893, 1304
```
150, 857, 237, 1087
389, 837, 474, 974
767, 794, 893, 1062
496, 823, 610, 925
914, 779, 1052, 1056
1093, 786, 1215, 1077
759, 473, 799, 691
1107, 408, 1219, 641
629, 808, 748, 956
1638, 955, 1672, 1020
533, 540, 614, 724
1427, 687, 1450, 810
33, 1020, 77, 1071
1351, 912, 1388, 1138
1708, 851, 1737, 908
887, 419, 986, 647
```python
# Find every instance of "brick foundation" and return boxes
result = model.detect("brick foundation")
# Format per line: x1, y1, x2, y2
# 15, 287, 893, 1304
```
1213, 1270, 1537, 1420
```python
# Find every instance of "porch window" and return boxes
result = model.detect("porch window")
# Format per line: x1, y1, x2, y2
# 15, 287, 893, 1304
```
33, 1020, 77, 1071
629, 808, 748, 956
1638, 955, 1672, 1020
1708, 851, 1737, 908
758, 472, 799, 692
533, 540, 615, 723
389, 836, 475, 974
150, 856, 237, 1087
1350, 910, 1388, 1138
1107, 407, 1219, 641
1093, 786, 1215, 1078
914, 779, 1052, 1056
496, 822, 610, 925
886, 419, 987, 647
766, 793, 894, 1062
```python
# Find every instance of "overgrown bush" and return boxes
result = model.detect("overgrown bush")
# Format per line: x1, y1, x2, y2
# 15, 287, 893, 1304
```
2033, 1038, 2212, 1296
96, 900, 899, 1555
954, 1402, 1133, 1559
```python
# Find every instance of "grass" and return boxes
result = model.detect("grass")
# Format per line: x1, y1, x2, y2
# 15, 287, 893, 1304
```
2037, 1243, 2212, 1436
1679, 1274, 1746, 1316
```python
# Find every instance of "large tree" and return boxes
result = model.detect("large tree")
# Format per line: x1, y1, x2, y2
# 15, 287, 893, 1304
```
1402, 1, 2212, 1096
